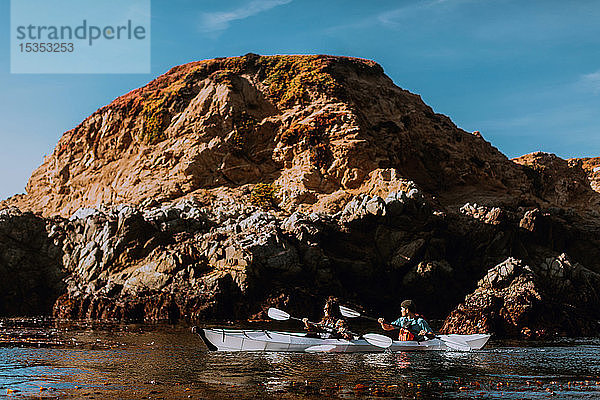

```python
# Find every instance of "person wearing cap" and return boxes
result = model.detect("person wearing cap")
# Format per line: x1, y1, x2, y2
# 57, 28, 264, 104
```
378, 300, 434, 341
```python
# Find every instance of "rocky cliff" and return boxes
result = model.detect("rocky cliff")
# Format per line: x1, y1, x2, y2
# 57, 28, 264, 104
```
576, 157, 600, 193
3, 53, 530, 217
2, 54, 599, 338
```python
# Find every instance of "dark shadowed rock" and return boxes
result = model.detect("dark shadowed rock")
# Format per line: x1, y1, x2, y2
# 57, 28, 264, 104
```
0, 208, 64, 316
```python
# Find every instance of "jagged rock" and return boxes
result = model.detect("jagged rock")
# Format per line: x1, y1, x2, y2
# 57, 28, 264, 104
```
402, 260, 453, 289
389, 239, 426, 271
282, 211, 339, 246
41, 185, 600, 329
514, 152, 599, 209
50, 198, 305, 321
0, 207, 22, 218
577, 157, 600, 193
70, 207, 101, 221
519, 208, 543, 231
441, 255, 600, 338
340, 194, 386, 225
460, 203, 504, 225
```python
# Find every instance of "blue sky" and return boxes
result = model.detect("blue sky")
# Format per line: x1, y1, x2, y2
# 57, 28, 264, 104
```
1, 0, 599, 200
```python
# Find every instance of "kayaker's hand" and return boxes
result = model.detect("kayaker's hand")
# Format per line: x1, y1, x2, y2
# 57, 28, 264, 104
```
419, 330, 434, 338
378, 318, 394, 331
302, 318, 308, 324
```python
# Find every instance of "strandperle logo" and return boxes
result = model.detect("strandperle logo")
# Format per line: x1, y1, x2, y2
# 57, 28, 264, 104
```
11, 0, 150, 74
15, 20, 147, 46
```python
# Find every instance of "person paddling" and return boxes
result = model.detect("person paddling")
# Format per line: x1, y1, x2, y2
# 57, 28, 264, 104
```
378, 299, 434, 341
303, 296, 353, 340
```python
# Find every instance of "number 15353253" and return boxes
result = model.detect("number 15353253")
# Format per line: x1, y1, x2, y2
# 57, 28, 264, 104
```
19, 43, 74, 52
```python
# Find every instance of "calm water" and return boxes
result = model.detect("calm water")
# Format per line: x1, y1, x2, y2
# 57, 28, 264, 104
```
0, 321, 599, 399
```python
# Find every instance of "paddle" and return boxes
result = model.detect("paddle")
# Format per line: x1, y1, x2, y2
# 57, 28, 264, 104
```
362, 333, 393, 348
267, 307, 392, 349
339, 306, 379, 322
339, 305, 472, 351
268, 307, 306, 323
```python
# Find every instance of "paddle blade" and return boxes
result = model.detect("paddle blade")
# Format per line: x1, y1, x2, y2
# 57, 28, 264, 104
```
305, 344, 337, 352
363, 333, 393, 348
339, 305, 362, 319
267, 307, 290, 321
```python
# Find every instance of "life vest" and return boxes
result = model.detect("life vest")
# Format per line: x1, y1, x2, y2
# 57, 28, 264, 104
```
316, 317, 350, 338
397, 314, 423, 341
398, 327, 416, 341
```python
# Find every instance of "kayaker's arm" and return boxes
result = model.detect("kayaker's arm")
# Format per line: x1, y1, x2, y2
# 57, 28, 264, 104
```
417, 318, 435, 339
302, 318, 331, 333
378, 318, 396, 331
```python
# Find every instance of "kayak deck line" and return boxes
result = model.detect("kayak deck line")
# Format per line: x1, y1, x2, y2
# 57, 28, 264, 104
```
198, 328, 491, 353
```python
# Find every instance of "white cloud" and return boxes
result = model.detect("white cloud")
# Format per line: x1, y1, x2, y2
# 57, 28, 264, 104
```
582, 70, 600, 94
200, 0, 292, 33
377, 0, 472, 28
324, 0, 471, 37
377, 4, 427, 28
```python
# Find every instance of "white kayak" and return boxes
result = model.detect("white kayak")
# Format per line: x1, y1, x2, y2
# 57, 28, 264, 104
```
198, 328, 491, 353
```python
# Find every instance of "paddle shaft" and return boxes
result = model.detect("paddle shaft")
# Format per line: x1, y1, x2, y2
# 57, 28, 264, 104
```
290, 316, 344, 335
301, 316, 363, 338
269, 308, 346, 335
349, 309, 426, 334
293, 316, 330, 330
360, 314, 380, 323
339, 306, 385, 324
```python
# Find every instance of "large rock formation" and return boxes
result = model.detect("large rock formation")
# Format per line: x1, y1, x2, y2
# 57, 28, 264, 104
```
1, 54, 599, 338
3, 54, 530, 217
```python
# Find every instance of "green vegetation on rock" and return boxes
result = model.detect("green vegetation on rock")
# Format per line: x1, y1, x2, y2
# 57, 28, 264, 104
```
141, 96, 170, 144
250, 183, 279, 208
229, 112, 257, 153
262, 56, 340, 106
